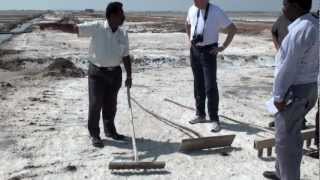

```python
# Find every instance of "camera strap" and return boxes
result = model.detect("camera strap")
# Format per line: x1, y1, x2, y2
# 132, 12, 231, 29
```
194, 3, 210, 36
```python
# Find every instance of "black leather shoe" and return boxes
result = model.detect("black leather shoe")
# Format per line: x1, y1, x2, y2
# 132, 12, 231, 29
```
106, 132, 126, 141
308, 150, 319, 159
302, 122, 308, 130
91, 136, 104, 148
263, 171, 280, 180
105, 124, 126, 141
268, 121, 275, 128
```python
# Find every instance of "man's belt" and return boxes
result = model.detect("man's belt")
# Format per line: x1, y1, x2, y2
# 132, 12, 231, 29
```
90, 62, 120, 71
193, 43, 218, 50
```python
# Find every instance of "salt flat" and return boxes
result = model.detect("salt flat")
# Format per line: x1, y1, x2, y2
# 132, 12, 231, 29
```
0, 12, 318, 180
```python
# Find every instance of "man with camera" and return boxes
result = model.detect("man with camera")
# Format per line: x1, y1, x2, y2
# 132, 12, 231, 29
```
186, 0, 237, 132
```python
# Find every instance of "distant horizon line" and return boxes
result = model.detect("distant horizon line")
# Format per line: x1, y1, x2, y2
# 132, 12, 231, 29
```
0, 9, 283, 13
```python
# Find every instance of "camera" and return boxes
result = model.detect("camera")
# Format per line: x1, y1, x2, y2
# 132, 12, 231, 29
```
191, 34, 204, 45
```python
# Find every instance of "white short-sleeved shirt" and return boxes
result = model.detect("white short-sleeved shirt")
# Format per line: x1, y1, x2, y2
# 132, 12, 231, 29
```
78, 20, 129, 67
186, 3, 232, 46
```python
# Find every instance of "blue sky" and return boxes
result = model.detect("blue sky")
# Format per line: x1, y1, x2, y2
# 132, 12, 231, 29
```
0, 0, 318, 12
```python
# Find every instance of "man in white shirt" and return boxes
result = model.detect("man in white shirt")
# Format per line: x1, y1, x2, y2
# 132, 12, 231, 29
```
41, 2, 132, 148
263, 0, 319, 179
269, 13, 311, 130
186, 0, 237, 132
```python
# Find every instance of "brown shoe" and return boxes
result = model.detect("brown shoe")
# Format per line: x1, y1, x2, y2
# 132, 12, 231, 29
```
91, 136, 104, 148
263, 171, 280, 180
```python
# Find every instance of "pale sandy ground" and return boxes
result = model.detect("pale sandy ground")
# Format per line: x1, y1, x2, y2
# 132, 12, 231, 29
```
0, 15, 319, 180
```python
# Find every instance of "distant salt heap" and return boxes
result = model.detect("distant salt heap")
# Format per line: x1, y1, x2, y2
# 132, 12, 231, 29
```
43, 58, 85, 78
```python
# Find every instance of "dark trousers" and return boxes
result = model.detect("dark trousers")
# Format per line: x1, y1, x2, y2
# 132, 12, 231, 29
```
88, 63, 122, 138
190, 44, 219, 121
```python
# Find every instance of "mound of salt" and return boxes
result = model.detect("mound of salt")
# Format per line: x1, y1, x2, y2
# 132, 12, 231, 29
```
43, 58, 85, 78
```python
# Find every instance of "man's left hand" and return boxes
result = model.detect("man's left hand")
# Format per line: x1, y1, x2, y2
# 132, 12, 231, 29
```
210, 46, 225, 55
274, 101, 286, 112
125, 78, 132, 88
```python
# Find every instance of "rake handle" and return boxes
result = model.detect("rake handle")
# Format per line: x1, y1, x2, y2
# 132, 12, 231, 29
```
109, 161, 166, 170
127, 87, 139, 161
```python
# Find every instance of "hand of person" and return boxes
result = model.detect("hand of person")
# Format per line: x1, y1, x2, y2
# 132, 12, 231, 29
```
125, 78, 132, 89
209, 46, 225, 55
274, 101, 286, 112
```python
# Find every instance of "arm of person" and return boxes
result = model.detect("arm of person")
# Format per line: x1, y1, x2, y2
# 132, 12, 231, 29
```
185, 8, 192, 46
272, 34, 280, 51
220, 23, 237, 50
273, 35, 299, 107
39, 23, 79, 34
186, 22, 192, 48
121, 31, 132, 88
39, 21, 99, 37
210, 8, 237, 55
185, 7, 192, 46
210, 23, 237, 54
186, 23, 191, 40
123, 55, 132, 88
271, 20, 280, 51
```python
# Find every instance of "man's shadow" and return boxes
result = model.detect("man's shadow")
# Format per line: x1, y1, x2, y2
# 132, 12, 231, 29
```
120, 98, 242, 156
163, 98, 272, 135
106, 140, 173, 175
103, 138, 175, 175
102, 137, 179, 161
102, 97, 245, 160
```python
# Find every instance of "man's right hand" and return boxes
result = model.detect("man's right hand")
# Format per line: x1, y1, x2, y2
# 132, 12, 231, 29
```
210, 46, 225, 55
125, 78, 132, 89
274, 101, 286, 112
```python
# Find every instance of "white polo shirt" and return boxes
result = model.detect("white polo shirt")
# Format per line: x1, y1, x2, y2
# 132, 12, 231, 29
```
186, 3, 232, 46
78, 20, 129, 67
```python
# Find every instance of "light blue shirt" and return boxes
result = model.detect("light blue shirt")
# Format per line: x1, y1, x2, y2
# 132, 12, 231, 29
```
273, 13, 319, 102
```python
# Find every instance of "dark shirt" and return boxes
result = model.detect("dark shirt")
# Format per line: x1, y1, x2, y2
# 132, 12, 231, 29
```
271, 15, 291, 46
